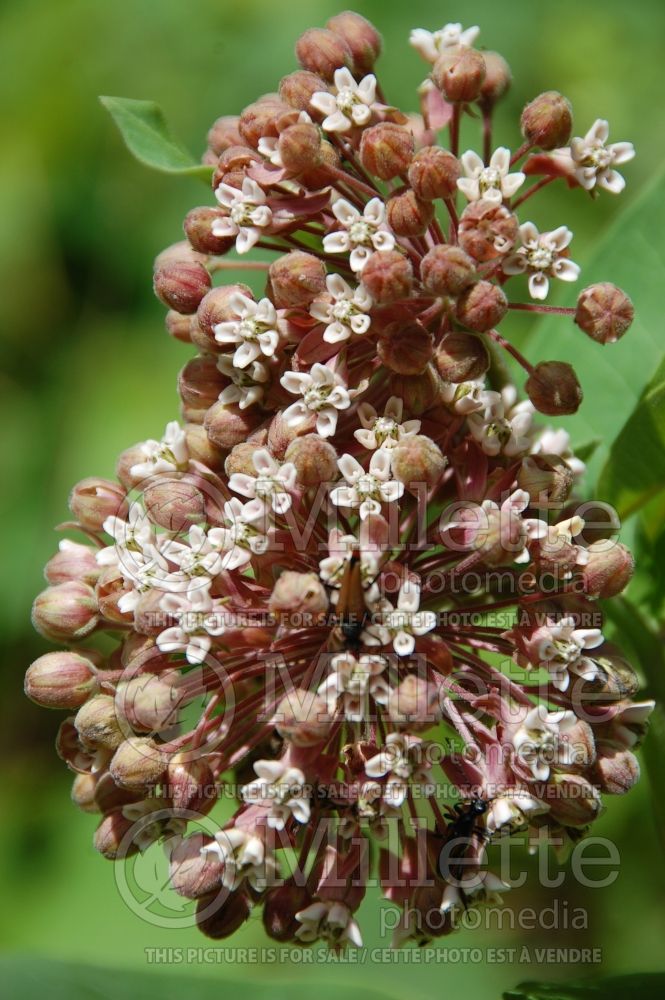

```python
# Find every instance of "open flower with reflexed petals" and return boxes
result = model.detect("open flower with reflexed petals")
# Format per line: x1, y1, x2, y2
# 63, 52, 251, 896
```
503, 222, 580, 300
214, 293, 280, 368
323, 198, 395, 272
213, 177, 275, 254
567, 119, 635, 194
354, 397, 421, 450
364, 731, 432, 808
330, 449, 404, 519
281, 362, 355, 437
130, 421, 188, 479
241, 759, 311, 830
157, 583, 226, 664
295, 900, 363, 948
318, 651, 391, 721
310, 274, 373, 343
228, 448, 297, 514
526, 616, 604, 692
457, 148, 525, 205
409, 22, 480, 63
201, 828, 277, 892
217, 355, 269, 409
508, 706, 578, 781
212, 497, 273, 570
311, 67, 378, 132
368, 579, 437, 655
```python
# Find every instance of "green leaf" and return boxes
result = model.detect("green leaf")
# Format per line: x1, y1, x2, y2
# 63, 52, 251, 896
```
99, 96, 213, 180
597, 356, 665, 519
522, 167, 665, 488
0, 956, 393, 1000
503, 971, 665, 1000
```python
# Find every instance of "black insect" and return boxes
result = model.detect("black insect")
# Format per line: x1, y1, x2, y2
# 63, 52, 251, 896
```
438, 797, 489, 883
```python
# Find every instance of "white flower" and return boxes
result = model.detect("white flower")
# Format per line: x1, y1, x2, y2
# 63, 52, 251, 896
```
484, 789, 549, 836
157, 583, 226, 665
364, 731, 432, 808
214, 293, 280, 368
440, 378, 491, 415
531, 427, 585, 479
213, 177, 275, 254
97, 506, 169, 604
280, 362, 355, 438
457, 148, 525, 205
164, 524, 227, 582
201, 828, 277, 891
211, 497, 273, 570
568, 119, 635, 194
354, 396, 421, 450
228, 448, 297, 515
295, 900, 363, 948
532, 616, 604, 692
311, 67, 378, 133
330, 449, 404, 520
467, 390, 535, 458
409, 22, 480, 63
509, 706, 578, 781
366, 579, 436, 656
241, 759, 310, 830
440, 873, 509, 918
323, 197, 395, 273
121, 800, 186, 852
318, 651, 390, 721
309, 273, 373, 343
258, 111, 312, 166
503, 222, 580, 300
217, 354, 269, 410
130, 421, 188, 479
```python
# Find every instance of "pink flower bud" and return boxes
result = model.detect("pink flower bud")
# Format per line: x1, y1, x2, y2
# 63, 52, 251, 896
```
389, 367, 442, 416
575, 283, 634, 344
378, 322, 433, 374
143, 478, 206, 532
295, 28, 352, 81
593, 747, 640, 794
278, 122, 323, 173
184, 206, 235, 256
165, 310, 193, 344
360, 124, 414, 181
185, 423, 224, 471
388, 675, 442, 728
275, 689, 332, 746
458, 200, 518, 262
238, 99, 290, 147
166, 754, 215, 812
71, 772, 99, 813
207, 115, 242, 156
115, 671, 183, 733
526, 361, 583, 415
421, 245, 477, 297
154, 260, 211, 315
169, 833, 225, 898
25, 651, 99, 709
361, 249, 413, 304
269, 571, 328, 627
517, 455, 574, 507
154, 241, 207, 270
32, 581, 98, 642
116, 445, 150, 490
204, 402, 261, 451
195, 283, 253, 350
109, 737, 170, 790
434, 331, 489, 383
391, 435, 447, 491
179, 355, 224, 410
279, 71, 329, 111
75, 693, 123, 750
386, 190, 434, 237
196, 891, 252, 939
45, 541, 100, 586
326, 11, 381, 73
263, 883, 312, 941
94, 809, 139, 860
94, 772, 140, 813
545, 774, 602, 827
432, 48, 486, 103
456, 280, 508, 332
582, 541, 634, 598
521, 91, 573, 150
269, 251, 327, 308
478, 51, 512, 109
285, 434, 338, 487
408, 146, 461, 201
69, 477, 127, 532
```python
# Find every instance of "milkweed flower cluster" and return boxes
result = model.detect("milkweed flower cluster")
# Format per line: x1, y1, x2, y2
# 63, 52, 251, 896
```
27, 11, 651, 949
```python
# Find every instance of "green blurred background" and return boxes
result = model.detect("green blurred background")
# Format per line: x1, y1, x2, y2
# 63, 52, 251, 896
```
2, 1, 664, 997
